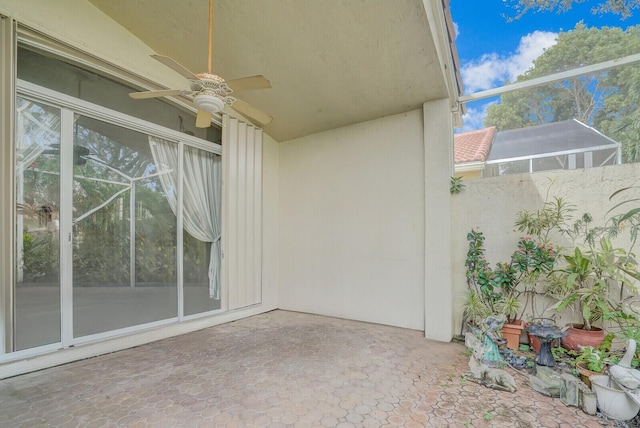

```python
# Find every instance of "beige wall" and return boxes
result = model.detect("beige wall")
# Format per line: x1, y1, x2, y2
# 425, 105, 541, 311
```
455, 170, 482, 180
451, 163, 640, 334
278, 110, 426, 330
423, 99, 454, 341
0, 0, 185, 90
261, 133, 280, 309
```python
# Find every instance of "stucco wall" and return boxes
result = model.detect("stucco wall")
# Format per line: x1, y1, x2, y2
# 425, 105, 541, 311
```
278, 110, 425, 330
261, 133, 279, 309
0, 0, 185, 91
451, 163, 640, 334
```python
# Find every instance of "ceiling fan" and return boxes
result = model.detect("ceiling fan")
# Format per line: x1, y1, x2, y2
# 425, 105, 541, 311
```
128, 0, 272, 128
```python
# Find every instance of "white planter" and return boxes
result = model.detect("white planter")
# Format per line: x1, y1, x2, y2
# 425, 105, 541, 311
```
591, 375, 640, 421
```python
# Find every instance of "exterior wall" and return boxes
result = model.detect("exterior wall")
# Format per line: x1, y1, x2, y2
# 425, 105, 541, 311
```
0, 0, 185, 91
423, 99, 454, 341
451, 163, 640, 334
261, 133, 279, 309
278, 110, 426, 330
455, 170, 482, 180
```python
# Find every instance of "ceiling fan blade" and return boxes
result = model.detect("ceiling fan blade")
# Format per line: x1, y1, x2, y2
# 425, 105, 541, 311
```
129, 89, 184, 100
226, 75, 272, 93
151, 54, 199, 80
196, 110, 213, 128
232, 99, 273, 125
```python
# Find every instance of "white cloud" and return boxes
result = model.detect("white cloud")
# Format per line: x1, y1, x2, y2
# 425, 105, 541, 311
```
461, 31, 558, 94
453, 21, 459, 39
456, 101, 497, 132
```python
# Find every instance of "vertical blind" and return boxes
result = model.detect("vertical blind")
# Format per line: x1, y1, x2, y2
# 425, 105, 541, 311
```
222, 114, 263, 310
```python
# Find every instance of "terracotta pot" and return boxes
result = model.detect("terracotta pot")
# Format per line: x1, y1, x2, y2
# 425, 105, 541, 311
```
527, 333, 541, 352
561, 324, 605, 351
576, 361, 604, 389
502, 320, 525, 350
527, 333, 559, 353
525, 318, 560, 353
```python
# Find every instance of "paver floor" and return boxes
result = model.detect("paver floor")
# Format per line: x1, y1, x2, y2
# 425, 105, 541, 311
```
0, 310, 613, 427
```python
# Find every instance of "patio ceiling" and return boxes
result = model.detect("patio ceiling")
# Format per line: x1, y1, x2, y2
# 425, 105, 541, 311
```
89, 0, 456, 142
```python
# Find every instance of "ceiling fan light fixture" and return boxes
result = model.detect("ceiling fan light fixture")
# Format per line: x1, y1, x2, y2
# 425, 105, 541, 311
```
193, 93, 225, 114
128, 0, 272, 126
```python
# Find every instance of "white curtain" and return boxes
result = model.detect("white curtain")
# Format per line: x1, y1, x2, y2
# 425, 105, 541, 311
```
149, 136, 222, 299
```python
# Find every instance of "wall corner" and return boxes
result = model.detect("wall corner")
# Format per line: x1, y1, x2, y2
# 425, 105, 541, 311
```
423, 99, 454, 342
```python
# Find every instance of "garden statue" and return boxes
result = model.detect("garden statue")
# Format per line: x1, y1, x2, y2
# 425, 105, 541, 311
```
481, 315, 508, 366
464, 315, 517, 393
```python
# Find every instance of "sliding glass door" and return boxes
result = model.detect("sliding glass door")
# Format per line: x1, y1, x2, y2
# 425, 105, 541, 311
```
13, 88, 222, 353
72, 116, 178, 338
14, 97, 61, 351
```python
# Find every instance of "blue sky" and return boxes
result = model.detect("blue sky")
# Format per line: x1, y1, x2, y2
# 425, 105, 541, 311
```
450, 0, 640, 131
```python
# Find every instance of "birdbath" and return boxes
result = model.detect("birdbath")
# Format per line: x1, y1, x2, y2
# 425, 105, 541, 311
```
526, 323, 566, 367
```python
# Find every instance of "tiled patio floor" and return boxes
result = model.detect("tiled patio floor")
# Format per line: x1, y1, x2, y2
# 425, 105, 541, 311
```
0, 310, 614, 427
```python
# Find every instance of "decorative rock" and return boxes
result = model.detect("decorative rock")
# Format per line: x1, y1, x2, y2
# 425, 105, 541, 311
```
560, 373, 579, 407
537, 367, 563, 388
578, 382, 597, 416
529, 367, 564, 397
529, 374, 561, 397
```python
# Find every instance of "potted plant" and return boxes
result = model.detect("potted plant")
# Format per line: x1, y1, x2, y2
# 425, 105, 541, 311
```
513, 195, 574, 346
575, 345, 608, 388
463, 229, 504, 328
463, 228, 558, 350
549, 211, 640, 351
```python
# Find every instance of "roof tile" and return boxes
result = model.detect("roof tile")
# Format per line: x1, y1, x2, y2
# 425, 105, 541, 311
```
454, 126, 496, 163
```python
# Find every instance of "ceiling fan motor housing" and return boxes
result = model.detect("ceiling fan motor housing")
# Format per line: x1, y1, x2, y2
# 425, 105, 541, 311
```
193, 93, 226, 114
191, 73, 236, 113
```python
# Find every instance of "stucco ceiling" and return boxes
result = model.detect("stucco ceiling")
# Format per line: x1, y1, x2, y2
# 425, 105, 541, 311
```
89, 0, 451, 142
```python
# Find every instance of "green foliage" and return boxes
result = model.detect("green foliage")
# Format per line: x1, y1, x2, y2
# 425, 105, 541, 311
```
484, 24, 640, 162
577, 346, 607, 372
463, 226, 560, 324
548, 207, 640, 331
464, 184, 640, 340
483, 410, 493, 421
450, 176, 465, 194
22, 231, 59, 282
514, 196, 575, 244
503, 0, 640, 20
551, 345, 567, 362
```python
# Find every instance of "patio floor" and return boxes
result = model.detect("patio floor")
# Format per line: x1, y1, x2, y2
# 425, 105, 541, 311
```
0, 310, 615, 427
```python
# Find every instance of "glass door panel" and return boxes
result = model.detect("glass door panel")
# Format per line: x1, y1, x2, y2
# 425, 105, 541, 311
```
14, 97, 61, 350
72, 116, 177, 338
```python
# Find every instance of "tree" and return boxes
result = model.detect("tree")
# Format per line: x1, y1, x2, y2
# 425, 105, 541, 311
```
484, 24, 640, 162
504, 0, 640, 21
